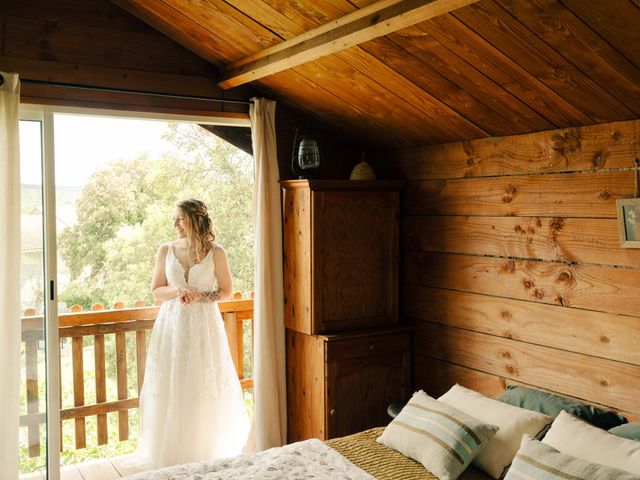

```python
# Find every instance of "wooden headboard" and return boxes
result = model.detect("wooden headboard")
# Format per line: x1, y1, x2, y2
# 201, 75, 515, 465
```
378, 119, 640, 422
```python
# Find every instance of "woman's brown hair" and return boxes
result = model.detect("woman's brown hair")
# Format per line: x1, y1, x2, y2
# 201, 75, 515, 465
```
176, 198, 216, 262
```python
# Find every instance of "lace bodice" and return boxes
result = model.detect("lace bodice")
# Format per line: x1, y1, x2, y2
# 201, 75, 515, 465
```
166, 245, 217, 291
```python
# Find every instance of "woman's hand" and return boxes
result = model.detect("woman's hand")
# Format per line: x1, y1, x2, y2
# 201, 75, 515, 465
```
177, 286, 202, 304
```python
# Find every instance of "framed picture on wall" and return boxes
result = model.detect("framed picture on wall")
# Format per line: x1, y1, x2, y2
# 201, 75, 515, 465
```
616, 198, 640, 248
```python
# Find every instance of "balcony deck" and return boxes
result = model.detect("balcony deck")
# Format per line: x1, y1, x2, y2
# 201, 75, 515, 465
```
20, 454, 150, 480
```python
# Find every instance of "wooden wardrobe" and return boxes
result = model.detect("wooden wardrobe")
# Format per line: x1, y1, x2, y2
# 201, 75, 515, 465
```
282, 180, 410, 442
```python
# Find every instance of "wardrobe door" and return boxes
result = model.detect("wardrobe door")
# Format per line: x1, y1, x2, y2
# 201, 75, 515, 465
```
314, 190, 399, 333
325, 332, 410, 439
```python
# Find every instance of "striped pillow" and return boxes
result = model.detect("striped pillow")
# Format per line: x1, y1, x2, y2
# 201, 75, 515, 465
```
504, 434, 639, 479
377, 390, 499, 480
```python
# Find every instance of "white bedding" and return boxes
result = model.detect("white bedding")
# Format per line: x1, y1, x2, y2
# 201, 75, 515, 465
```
123, 438, 374, 480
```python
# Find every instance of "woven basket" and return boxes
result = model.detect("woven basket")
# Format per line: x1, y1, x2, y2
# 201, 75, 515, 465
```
349, 161, 376, 180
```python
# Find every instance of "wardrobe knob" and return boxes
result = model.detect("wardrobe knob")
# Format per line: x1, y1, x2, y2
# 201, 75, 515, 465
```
330, 408, 336, 416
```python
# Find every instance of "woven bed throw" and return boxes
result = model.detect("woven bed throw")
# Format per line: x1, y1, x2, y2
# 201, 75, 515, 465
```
327, 428, 438, 480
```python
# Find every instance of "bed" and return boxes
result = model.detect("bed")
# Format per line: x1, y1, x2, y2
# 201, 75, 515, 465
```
123, 426, 491, 480
124, 385, 640, 480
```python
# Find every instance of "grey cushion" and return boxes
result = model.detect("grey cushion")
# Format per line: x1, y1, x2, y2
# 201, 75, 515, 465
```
387, 401, 407, 419
497, 386, 626, 430
609, 422, 640, 441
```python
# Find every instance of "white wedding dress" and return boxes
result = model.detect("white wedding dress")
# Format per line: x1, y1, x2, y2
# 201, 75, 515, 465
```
138, 245, 250, 468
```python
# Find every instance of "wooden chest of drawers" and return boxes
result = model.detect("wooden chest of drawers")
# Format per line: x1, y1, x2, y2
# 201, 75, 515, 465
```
286, 327, 410, 442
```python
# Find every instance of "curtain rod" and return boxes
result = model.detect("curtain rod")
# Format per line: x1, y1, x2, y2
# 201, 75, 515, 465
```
19, 78, 253, 105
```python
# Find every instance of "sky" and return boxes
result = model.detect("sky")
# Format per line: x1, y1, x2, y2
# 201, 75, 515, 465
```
20, 114, 177, 186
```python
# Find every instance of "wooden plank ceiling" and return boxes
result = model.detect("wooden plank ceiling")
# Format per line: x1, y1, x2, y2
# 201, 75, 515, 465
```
111, 0, 640, 148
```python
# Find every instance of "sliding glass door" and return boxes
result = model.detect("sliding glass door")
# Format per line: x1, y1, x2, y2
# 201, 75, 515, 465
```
17, 104, 253, 480
19, 107, 60, 480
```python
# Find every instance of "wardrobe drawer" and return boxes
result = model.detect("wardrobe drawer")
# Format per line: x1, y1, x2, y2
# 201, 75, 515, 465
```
325, 330, 410, 362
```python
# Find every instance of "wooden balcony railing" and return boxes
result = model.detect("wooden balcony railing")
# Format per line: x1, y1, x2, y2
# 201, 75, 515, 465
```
19, 293, 253, 457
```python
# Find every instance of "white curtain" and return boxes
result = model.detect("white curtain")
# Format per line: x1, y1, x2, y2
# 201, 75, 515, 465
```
0, 72, 21, 479
246, 98, 287, 451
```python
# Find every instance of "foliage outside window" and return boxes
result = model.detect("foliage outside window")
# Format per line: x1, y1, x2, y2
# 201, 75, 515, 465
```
58, 123, 254, 310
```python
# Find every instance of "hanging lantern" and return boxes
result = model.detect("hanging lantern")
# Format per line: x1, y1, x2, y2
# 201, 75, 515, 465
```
292, 123, 322, 179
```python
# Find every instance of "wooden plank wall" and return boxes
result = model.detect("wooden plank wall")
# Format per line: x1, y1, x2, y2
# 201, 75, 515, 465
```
0, 0, 357, 179
377, 119, 640, 419
0, 0, 251, 116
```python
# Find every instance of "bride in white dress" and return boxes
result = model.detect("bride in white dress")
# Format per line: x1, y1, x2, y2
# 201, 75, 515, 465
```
138, 198, 249, 468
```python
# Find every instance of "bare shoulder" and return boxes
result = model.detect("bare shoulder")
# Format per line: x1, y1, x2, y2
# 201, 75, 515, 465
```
156, 242, 171, 257
211, 243, 228, 258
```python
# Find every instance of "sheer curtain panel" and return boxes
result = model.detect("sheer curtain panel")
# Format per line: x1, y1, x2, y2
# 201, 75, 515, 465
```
0, 72, 21, 479
246, 98, 287, 451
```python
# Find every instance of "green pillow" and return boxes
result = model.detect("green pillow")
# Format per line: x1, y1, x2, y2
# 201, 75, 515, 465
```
497, 386, 626, 430
609, 423, 640, 441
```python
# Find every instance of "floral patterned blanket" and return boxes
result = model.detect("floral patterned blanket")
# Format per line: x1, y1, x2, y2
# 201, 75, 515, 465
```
124, 438, 375, 480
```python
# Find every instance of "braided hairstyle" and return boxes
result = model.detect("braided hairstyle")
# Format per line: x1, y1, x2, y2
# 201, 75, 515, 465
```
176, 198, 216, 262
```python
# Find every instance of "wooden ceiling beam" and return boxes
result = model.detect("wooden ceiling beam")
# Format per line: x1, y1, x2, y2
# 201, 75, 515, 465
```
216, 0, 480, 89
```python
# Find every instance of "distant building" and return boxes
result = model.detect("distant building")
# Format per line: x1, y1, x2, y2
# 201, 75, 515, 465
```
21, 206, 76, 314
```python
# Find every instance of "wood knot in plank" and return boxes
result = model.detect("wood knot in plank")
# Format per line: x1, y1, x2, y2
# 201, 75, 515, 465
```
503, 184, 517, 204
550, 217, 565, 231
502, 351, 512, 359
535, 218, 542, 227
612, 131, 622, 141
554, 295, 566, 306
533, 289, 545, 299
551, 129, 581, 155
504, 331, 514, 339
599, 190, 611, 200
462, 140, 474, 157
600, 380, 609, 387
600, 335, 610, 344
522, 279, 534, 290
503, 260, 516, 273
592, 150, 609, 169
501, 310, 512, 319
556, 271, 573, 284
514, 224, 524, 234
505, 365, 517, 375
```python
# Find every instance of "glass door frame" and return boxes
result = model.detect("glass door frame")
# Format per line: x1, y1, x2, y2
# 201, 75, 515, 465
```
19, 103, 250, 480
20, 105, 61, 480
